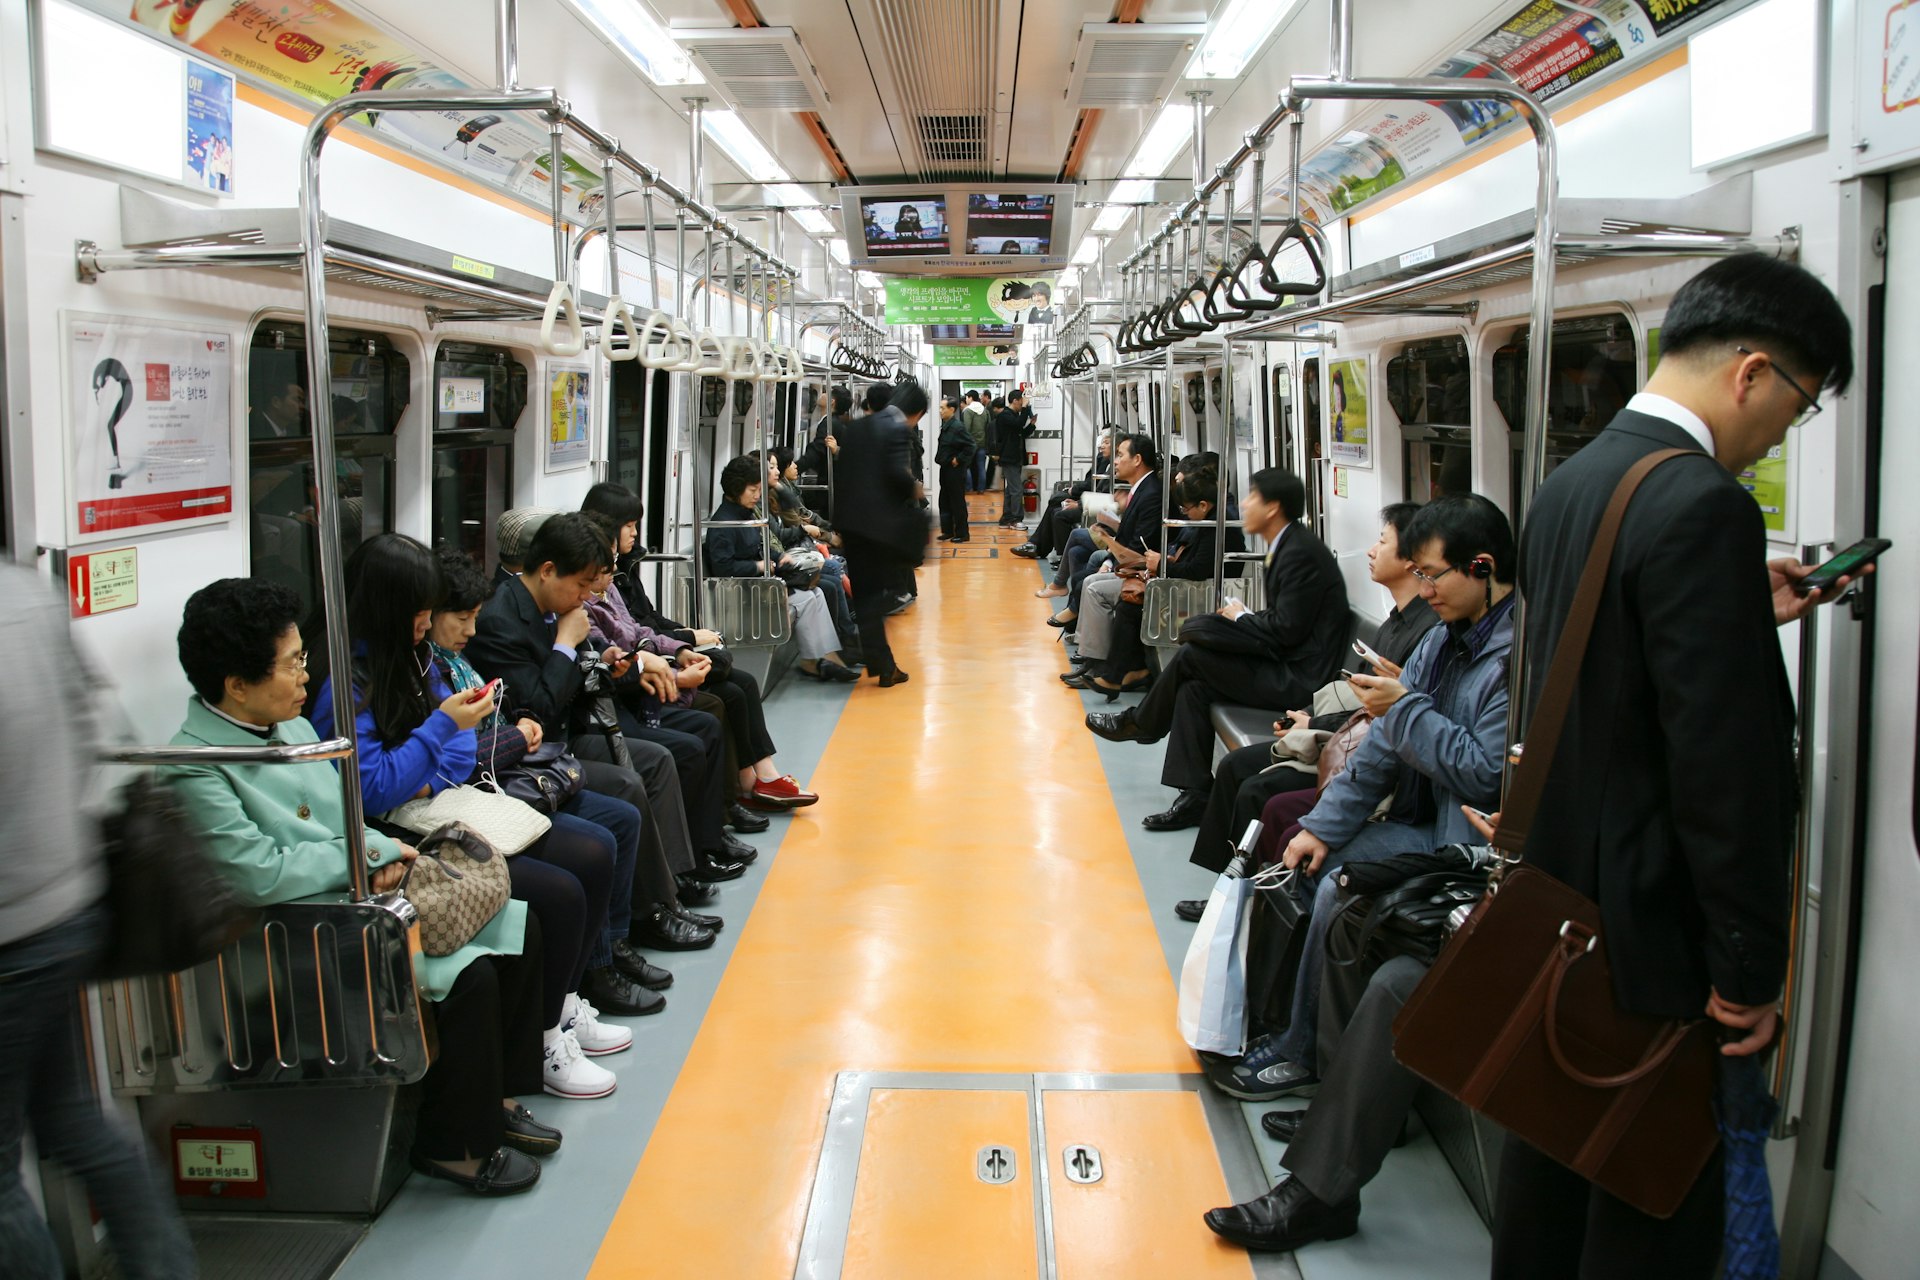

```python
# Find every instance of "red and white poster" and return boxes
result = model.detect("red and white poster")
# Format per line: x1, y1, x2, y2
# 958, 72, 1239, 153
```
67, 314, 233, 542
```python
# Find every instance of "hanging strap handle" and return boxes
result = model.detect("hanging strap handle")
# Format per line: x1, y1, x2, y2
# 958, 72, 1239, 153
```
1494, 449, 1694, 859
541, 281, 585, 357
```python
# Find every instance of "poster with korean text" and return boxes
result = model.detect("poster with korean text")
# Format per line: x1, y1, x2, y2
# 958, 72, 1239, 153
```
1327, 358, 1371, 468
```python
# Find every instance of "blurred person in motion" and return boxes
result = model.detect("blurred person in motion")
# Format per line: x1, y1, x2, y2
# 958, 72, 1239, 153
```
0, 564, 194, 1278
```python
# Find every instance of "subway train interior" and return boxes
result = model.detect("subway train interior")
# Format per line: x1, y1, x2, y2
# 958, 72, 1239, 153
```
1, 0, 1916, 1276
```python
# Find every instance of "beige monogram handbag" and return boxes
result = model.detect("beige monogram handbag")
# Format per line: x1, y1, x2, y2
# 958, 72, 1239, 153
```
395, 823, 512, 957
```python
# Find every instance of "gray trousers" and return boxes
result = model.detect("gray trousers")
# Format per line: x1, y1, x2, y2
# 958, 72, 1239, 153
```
1074, 572, 1127, 661
1000, 465, 1024, 522
1279, 954, 1428, 1207
572, 737, 694, 908
791, 587, 839, 660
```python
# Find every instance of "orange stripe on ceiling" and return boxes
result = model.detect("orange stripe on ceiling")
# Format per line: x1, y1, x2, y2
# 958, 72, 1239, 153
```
1060, 1, 1147, 183
236, 83, 548, 225
1349, 46, 1690, 225
800, 111, 854, 183
719, 0, 763, 26
587, 554, 1200, 1278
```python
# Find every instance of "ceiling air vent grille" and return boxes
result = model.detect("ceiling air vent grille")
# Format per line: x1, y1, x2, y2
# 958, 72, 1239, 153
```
919, 115, 986, 167
1065, 23, 1206, 111
676, 27, 830, 115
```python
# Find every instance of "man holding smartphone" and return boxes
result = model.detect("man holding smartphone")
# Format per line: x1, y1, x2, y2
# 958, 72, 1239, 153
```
1491, 254, 1864, 1275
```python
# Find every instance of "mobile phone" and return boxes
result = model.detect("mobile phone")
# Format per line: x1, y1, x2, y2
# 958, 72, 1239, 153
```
470, 677, 501, 702
1223, 595, 1244, 611
1340, 668, 1364, 681
1464, 805, 1494, 826
1795, 537, 1890, 596
1353, 637, 1388, 669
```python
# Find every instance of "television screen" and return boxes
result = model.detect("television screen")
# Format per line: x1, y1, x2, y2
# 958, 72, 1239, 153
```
974, 324, 1016, 339
860, 196, 949, 256
966, 193, 1055, 255
926, 325, 971, 341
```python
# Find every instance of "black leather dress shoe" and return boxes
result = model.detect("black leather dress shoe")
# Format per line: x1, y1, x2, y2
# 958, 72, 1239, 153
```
632, 906, 716, 951
685, 855, 746, 883
500, 1103, 562, 1156
1009, 544, 1039, 559
726, 803, 771, 833
611, 939, 674, 990
411, 1147, 541, 1196
719, 832, 759, 864
1085, 709, 1140, 742
1203, 1178, 1361, 1252
1260, 1110, 1304, 1143
674, 874, 717, 905
1175, 899, 1208, 923
879, 668, 911, 688
1144, 790, 1208, 831
670, 904, 723, 931
581, 964, 666, 1015
1060, 672, 1094, 690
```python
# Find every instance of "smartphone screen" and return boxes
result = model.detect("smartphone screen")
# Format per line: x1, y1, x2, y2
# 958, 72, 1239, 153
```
1797, 537, 1890, 595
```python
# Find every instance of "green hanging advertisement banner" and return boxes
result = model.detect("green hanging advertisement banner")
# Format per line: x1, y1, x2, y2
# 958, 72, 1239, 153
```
885, 277, 1059, 325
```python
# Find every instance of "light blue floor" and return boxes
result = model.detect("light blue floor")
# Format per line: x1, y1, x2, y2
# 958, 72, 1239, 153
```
336, 674, 854, 1279
1048, 560, 1492, 1280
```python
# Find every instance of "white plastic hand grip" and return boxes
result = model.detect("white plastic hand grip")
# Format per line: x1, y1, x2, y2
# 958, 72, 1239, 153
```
669, 318, 701, 372
541, 281, 586, 357
721, 336, 758, 381
753, 340, 780, 384
780, 345, 804, 383
600, 298, 640, 363
692, 328, 726, 377
639, 310, 680, 370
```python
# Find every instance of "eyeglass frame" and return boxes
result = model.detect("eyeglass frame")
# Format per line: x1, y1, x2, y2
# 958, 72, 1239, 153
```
1734, 345, 1823, 426
276, 649, 311, 675
1410, 563, 1461, 588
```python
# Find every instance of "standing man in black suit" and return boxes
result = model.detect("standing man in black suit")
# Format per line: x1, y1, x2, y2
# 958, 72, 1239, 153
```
934, 395, 976, 543
995, 391, 1034, 529
1494, 254, 1861, 1276
1088, 469, 1347, 827
835, 382, 929, 687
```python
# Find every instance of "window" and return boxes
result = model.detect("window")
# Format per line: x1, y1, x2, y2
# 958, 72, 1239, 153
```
1492, 314, 1638, 517
1388, 337, 1474, 503
430, 343, 527, 572
609, 360, 671, 553
247, 324, 407, 620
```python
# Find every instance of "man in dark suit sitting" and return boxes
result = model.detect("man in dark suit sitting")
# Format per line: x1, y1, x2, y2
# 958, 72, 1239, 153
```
1493, 253, 1862, 1276
1087, 469, 1346, 828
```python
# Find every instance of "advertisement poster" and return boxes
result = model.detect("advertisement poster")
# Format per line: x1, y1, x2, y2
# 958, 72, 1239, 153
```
1471, 1, 1624, 100
1634, 0, 1736, 36
885, 277, 1057, 325
933, 344, 1019, 367
546, 364, 592, 472
68, 315, 233, 542
1741, 439, 1793, 538
184, 60, 234, 194
99, 1, 606, 219
1327, 358, 1371, 468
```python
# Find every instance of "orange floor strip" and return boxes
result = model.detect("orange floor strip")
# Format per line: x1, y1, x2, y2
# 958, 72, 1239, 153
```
587, 548, 1217, 1277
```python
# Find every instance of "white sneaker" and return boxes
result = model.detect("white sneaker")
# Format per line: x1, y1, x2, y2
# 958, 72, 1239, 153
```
562, 993, 632, 1057
542, 1030, 617, 1099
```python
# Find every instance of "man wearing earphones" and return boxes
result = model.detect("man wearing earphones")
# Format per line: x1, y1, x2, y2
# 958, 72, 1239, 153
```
1210, 494, 1515, 1104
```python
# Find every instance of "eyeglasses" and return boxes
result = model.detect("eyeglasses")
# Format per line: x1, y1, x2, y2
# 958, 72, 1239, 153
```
1411, 564, 1460, 587
277, 650, 310, 674
1735, 346, 1823, 427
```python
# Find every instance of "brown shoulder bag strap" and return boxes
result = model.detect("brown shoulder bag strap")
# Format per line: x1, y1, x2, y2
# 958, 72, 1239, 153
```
1494, 449, 1693, 858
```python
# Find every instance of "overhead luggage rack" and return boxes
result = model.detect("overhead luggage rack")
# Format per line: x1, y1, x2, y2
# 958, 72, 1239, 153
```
1236, 176, 1788, 336
76, 188, 613, 326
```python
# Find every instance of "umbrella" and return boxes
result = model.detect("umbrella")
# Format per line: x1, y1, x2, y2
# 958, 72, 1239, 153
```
1715, 1054, 1782, 1280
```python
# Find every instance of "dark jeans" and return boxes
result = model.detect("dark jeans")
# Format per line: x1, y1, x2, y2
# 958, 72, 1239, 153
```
1188, 744, 1316, 873
416, 915, 545, 1162
555, 789, 639, 965
938, 465, 970, 538
0, 906, 193, 1280
839, 531, 910, 678
971, 449, 990, 491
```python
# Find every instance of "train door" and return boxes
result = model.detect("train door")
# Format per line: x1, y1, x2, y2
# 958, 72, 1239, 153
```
429, 342, 527, 572
1490, 314, 1637, 520
1270, 361, 1295, 477
1387, 336, 1474, 503
246, 323, 406, 619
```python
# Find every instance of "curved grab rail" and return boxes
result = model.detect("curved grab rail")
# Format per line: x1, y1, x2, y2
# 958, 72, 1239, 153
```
692, 327, 727, 377
103, 737, 357, 767
638, 310, 684, 369
600, 298, 641, 362
541, 280, 586, 357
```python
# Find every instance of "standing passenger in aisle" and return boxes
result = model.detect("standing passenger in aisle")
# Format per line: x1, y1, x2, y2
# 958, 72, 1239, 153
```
996, 391, 1034, 529
835, 382, 930, 687
936, 395, 976, 542
1493, 253, 1860, 1276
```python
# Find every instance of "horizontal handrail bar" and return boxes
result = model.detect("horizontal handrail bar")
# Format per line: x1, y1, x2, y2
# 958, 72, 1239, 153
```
103, 738, 355, 767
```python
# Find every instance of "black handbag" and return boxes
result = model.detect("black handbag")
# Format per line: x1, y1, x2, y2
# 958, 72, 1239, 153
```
498, 740, 587, 814
1323, 846, 1491, 972
1244, 872, 1311, 1033
95, 776, 259, 979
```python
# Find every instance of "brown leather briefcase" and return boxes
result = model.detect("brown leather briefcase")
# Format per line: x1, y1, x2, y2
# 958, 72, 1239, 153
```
1391, 448, 1721, 1220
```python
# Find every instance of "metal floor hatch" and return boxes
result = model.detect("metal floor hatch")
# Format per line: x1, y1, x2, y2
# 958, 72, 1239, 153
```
176, 1216, 366, 1280
794, 1072, 1299, 1280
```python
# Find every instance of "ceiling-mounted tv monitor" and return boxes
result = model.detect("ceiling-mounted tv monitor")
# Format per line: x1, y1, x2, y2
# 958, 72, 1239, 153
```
840, 183, 1074, 273
965, 194, 1055, 256
973, 323, 1016, 339
927, 325, 971, 341
922, 323, 1023, 345
858, 195, 948, 256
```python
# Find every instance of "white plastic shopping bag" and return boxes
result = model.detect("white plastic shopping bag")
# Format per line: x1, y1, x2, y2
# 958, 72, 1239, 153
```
1177, 866, 1256, 1055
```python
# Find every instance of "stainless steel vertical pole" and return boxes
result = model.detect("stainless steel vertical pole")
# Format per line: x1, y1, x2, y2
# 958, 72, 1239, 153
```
495, 0, 520, 92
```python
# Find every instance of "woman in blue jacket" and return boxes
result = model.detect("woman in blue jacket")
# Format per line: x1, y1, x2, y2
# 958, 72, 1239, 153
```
309, 535, 647, 1103
167, 577, 548, 1196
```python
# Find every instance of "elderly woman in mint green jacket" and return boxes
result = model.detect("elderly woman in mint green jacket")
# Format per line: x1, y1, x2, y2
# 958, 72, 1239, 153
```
163, 577, 555, 1199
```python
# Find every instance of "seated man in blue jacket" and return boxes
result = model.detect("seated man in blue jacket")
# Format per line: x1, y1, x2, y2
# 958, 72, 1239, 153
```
1214, 494, 1515, 1102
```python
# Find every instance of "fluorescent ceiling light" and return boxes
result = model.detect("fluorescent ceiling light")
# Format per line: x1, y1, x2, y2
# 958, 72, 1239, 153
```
1072, 237, 1100, 265
1092, 179, 1156, 232
1125, 104, 1198, 178
703, 109, 785, 183
563, 0, 703, 86
828, 238, 850, 265
790, 206, 835, 235
857, 270, 883, 289
1186, 0, 1307, 81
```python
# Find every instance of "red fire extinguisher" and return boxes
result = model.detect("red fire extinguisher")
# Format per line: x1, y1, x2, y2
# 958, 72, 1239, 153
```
1023, 474, 1039, 513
